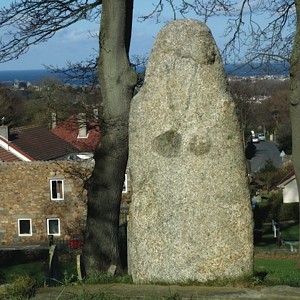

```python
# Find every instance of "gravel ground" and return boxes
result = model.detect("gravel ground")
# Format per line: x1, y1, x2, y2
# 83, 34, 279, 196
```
26, 283, 300, 300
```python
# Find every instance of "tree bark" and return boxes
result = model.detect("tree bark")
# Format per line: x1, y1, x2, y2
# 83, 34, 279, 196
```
83, 0, 137, 274
289, 0, 300, 270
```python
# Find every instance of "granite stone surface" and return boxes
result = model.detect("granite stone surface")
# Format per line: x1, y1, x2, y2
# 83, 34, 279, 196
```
128, 19, 253, 283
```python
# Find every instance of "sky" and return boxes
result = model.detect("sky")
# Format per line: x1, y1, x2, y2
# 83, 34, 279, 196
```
0, 1, 229, 71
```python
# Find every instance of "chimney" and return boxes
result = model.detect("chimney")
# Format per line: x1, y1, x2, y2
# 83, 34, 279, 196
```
51, 112, 57, 129
78, 113, 87, 138
0, 125, 9, 140
93, 108, 99, 121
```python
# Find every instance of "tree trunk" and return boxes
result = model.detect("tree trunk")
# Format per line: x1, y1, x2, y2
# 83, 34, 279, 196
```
289, 0, 300, 270
83, 0, 137, 274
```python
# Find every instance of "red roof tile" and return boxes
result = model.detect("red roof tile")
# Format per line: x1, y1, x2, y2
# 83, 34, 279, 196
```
0, 147, 21, 162
51, 116, 100, 152
10, 126, 78, 160
0, 136, 33, 161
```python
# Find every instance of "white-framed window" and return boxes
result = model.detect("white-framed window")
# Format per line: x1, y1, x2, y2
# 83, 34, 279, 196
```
47, 218, 61, 236
18, 219, 32, 236
122, 174, 128, 193
50, 179, 64, 200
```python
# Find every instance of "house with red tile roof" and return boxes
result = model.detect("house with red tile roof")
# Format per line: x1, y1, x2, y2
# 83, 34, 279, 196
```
51, 114, 100, 153
0, 125, 80, 161
9, 125, 79, 160
0, 121, 130, 246
0, 160, 130, 245
0, 161, 90, 245
0, 147, 20, 162
0, 134, 33, 162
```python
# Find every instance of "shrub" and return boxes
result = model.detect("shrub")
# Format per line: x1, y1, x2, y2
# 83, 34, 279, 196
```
255, 161, 293, 192
256, 192, 299, 223
84, 273, 133, 285
2, 275, 38, 300
279, 202, 299, 222
268, 193, 283, 221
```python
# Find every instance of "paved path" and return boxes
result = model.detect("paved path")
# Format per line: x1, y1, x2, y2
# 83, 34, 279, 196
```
250, 141, 282, 173
29, 283, 300, 299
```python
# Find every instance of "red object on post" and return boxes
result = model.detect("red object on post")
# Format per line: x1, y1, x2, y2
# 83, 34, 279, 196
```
69, 238, 83, 250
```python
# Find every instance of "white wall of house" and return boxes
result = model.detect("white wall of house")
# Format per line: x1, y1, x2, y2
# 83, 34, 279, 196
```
282, 178, 299, 203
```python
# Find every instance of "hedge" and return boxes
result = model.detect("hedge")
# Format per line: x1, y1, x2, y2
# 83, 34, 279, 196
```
255, 193, 299, 223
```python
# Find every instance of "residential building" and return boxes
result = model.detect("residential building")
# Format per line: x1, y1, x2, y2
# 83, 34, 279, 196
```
0, 120, 130, 245
277, 170, 299, 203
51, 113, 100, 153
0, 161, 91, 244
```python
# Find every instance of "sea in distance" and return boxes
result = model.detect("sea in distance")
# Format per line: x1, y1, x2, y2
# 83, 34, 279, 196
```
0, 63, 289, 85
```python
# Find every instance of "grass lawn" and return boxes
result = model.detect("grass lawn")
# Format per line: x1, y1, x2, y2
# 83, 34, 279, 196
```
1, 223, 300, 289
255, 222, 299, 251
252, 222, 300, 286
2, 257, 300, 288
0, 261, 76, 285
281, 223, 299, 240
254, 258, 300, 286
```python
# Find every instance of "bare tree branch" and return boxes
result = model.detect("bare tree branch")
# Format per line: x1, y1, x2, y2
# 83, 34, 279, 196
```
0, 0, 101, 62
47, 56, 99, 87
222, 0, 295, 64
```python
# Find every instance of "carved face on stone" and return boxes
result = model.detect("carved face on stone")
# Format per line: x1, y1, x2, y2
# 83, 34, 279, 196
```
128, 19, 252, 284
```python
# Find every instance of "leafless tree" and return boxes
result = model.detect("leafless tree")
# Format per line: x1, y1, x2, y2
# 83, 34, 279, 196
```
0, 86, 24, 127
229, 80, 255, 146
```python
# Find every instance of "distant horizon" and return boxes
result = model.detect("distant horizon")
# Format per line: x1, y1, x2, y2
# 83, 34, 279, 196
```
0, 62, 289, 85
0, 61, 290, 73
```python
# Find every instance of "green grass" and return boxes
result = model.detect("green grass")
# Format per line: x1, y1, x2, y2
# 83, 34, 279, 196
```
0, 260, 133, 286
3, 258, 300, 300
0, 261, 77, 285
255, 222, 299, 250
84, 273, 133, 284
281, 223, 299, 240
2, 223, 300, 296
0, 262, 46, 284
0, 275, 38, 300
254, 258, 300, 286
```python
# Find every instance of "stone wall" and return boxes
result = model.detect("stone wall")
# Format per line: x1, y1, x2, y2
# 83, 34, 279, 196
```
0, 161, 131, 245
0, 161, 90, 244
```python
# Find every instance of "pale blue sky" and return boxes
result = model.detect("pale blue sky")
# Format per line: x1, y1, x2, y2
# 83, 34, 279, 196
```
0, 1, 228, 71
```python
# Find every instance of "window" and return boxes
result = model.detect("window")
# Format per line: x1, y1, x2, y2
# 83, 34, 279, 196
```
18, 219, 32, 236
47, 218, 61, 236
122, 174, 128, 193
50, 179, 64, 200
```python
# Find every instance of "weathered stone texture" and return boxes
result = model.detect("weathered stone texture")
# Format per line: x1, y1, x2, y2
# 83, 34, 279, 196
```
0, 161, 131, 245
128, 20, 253, 283
0, 161, 90, 244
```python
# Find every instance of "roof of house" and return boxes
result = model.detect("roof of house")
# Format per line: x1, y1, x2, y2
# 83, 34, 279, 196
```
0, 146, 21, 162
51, 116, 100, 152
0, 136, 34, 162
9, 126, 78, 161
277, 169, 296, 188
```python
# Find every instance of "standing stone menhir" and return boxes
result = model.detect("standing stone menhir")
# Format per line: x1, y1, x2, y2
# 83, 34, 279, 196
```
128, 19, 253, 283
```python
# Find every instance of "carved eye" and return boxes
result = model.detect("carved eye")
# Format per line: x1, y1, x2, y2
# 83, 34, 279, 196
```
189, 136, 211, 156
152, 130, 182, 157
